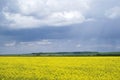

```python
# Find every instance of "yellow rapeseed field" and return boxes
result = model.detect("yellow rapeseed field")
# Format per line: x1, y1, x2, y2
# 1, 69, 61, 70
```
0, 57, 120, 80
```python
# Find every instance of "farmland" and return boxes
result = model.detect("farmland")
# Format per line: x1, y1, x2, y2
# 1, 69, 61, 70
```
0, 57, 120, 80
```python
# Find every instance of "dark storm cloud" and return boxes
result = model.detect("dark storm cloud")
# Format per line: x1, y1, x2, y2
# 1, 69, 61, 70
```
0, 27, 72, 41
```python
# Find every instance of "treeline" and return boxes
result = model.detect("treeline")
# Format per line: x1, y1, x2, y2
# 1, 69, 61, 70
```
30, 52, 120, 56
0, 52, 120, 56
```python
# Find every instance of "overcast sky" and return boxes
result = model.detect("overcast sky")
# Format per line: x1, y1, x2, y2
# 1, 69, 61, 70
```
0, 0, 120, 54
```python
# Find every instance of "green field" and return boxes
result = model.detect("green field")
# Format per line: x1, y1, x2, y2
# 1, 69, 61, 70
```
0, 57, 120, 80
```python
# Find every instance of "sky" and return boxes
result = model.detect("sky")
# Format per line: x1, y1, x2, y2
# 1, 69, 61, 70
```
0, 0, 120, 54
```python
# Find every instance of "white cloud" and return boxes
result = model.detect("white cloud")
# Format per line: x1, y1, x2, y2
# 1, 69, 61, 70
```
18, 0, 91, 15
20, 40, 52, 46
4, 40, 52, 47
2, 0, 93, 29
36, 40, 52, 45
85, 18, 96, 22
105, 6, 120, 19
3, 11, 87, 29
3, 12, 41, 29
17, 0, 50, 16
46, 11, 86, 26
76, 44, 81, 48
4, 41, 16, 47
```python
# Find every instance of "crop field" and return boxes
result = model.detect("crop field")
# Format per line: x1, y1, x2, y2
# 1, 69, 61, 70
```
0, 57, 120, 80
